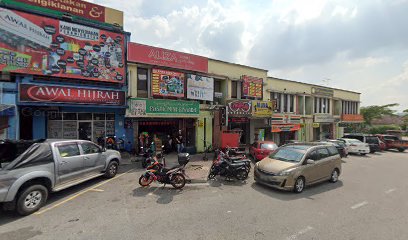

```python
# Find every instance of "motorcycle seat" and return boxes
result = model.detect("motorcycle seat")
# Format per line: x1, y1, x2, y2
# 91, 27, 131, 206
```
228, 162, 247, 167
162, 165, 182, 172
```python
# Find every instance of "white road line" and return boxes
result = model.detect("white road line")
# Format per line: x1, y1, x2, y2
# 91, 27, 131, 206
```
351, 201, 368, 209
286, 226, 314, 240
385, 188, 396, 194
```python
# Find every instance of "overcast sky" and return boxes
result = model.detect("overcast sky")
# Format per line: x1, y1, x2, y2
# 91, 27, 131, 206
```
91, 0, 408, 112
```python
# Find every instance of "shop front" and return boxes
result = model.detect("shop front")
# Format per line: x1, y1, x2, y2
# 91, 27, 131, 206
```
251, 100, 273, 142
226, 100, 252, 145
313, 114, 335, 140
18, 83, 126, 142
0, 82, 18, 140
127, 98, 200, 153
270, 114, 302, 145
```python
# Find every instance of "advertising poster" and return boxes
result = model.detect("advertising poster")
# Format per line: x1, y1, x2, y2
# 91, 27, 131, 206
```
252, 100, 272, 117
151, 68, 185, 98
0, 7, 125, 83
227, 100, 252, 117
186, 73, 214, 101
242, 75, 263, 98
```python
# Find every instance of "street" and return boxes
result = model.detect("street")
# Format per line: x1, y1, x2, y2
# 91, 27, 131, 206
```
1, 151, 408, 240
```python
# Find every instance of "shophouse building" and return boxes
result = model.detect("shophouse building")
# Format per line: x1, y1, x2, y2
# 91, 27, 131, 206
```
0, 0, 128, 142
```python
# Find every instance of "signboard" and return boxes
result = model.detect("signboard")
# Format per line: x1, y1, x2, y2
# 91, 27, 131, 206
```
3, 0, 124, 26
127, 98, 199, 117
270, 114, 301, 124
19, 84, 125, 106
312, 123, 320, 128
186, 74, 214, 101
214, 92, 223, 98
0, 8, 125, 83
229, 117, 249, 123
271, 124, 301, 133
341, 114, 364, 122
128, 43, 208, 73
252, 100, 272, 117
242, 75, 263, 99
312, 87, 334, 97
314, 114, 335, 123
151, 69, 185, 98
227, 100, 252, 117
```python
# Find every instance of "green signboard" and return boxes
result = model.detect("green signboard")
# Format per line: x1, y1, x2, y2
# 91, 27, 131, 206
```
127, 98, 200, 117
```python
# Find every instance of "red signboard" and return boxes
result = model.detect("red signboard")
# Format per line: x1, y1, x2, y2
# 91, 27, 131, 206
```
227, 100, 252, 117
271, 124, 301, 133
19, 84, 125, 106
151, 69, 185, 98
12, 0, 106, 22
0, 8, 125, 83
341, 114, 364, 122
242, 75, 263, 98
128, 43, 208, 73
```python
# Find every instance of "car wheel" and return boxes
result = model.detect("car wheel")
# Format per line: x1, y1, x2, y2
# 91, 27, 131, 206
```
329, 169, 339, 183
293, 177, 305, 193
104, 161, 118, 178
398, 148, 405, 152
361, 153, 366, 156
16, 185, 48, 216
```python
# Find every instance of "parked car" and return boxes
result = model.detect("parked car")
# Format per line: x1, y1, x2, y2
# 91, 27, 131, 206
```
0, 139, 41, 165
0, 139, 121, 215
316, 140, 348, 158
254, 143, 342, 193
338, 138, 370, 156
379, 140, 386, 151
375, 134, 408, 152
250, 141, 278, 161
342, 134, 380, 153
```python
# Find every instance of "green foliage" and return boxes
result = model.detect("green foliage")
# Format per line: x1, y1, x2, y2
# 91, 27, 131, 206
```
367, 125, 401, 134
360, 103, 399, 125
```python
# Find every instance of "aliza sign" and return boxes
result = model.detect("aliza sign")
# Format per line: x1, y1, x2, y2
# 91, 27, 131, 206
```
127, 98, 200, 117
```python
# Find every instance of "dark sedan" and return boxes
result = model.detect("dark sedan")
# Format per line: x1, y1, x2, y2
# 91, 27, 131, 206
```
316, 140, 348, 158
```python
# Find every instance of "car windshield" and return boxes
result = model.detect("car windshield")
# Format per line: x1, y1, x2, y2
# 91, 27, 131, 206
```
269, 147, 306, 162
350, 139, 362, 144
260, 143, 278, 150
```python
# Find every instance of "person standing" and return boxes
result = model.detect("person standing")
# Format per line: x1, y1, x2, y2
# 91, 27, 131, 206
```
175, 130, 184, 153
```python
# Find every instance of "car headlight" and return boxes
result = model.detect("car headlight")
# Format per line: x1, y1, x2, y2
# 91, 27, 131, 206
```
277, 169, 294, 176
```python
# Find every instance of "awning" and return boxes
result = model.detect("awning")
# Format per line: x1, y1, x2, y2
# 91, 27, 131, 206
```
0, 104, 15, 116
272, 124, 301, 133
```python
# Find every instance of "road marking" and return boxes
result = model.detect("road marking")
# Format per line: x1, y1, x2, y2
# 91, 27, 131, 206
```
385, 188, 396, 194
286, 226, 313, 240
35, 169, 133, 215
89, 188, 104, 192
351, 201, 368, 210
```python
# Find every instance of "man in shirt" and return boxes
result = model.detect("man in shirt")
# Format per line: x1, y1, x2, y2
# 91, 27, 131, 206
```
175, 130, 184, 153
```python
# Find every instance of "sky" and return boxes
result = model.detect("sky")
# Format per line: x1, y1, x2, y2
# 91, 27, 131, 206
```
90, 0, 408, 112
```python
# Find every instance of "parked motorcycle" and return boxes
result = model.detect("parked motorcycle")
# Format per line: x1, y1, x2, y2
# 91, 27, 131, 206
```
208, 150, 250, 181
218, 148, 251, 171
139, 153, 190, 189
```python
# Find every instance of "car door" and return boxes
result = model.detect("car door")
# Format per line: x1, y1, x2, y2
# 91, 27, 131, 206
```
80, 142, 106, 174
302, 150, 321, 184
56, 142, 85, 184
315, 147, 332, 180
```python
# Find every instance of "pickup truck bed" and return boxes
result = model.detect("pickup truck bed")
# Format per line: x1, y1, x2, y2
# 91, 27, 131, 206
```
376, 135, 408, 152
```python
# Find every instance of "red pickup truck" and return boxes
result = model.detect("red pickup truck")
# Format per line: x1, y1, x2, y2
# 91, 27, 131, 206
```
376, 134, 408, 152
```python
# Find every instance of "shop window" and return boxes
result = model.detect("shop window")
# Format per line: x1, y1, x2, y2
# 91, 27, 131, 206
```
214, 80, 221, 93
93, 113, 105, 120
137, 68, 148, 98
63, 121, 78, 139
63, 113, 77, 120
48, 112, 62, 120
231, 81, 238, 98
78, 113, 92, 120
106, 121, 115, 136
93, 121, 105, 142
106, 114, 115, 121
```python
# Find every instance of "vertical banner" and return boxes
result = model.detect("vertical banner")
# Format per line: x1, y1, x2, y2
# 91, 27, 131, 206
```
151, 69, 185, 98
242, 75, 263, 98
186, 74, 214, 101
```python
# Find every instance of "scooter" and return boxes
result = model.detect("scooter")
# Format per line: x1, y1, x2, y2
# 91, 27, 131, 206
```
208, 151, 249, 181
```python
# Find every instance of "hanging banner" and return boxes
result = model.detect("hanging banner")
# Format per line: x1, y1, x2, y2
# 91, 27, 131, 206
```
127, 98, 199, 117
0, 8, 125, 83
227, 100, 252, 117
242, 75, 263, 98
151, 69, 185, 98
252, 100, 272, 117
19, 84, 125, 106
186, 73, 214, 101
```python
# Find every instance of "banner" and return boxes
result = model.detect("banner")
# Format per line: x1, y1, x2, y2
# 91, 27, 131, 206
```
127, 98, 199, 117
252, 100, 272, 117
227, 100, 252, 117
19, 84, 125, 106
151, 69, 185, 98
271, 124, 301, 133
128, 43, 208, 73
186, 74, 214, 101
0, 8, 125, 83
242, 75, 263, 98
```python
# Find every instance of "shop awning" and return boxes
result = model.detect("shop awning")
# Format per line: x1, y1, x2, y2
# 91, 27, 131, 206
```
272, 124, 301, 133
0, 104, 15, 116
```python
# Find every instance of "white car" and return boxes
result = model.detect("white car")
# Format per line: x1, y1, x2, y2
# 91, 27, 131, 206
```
338, 138, 370, 156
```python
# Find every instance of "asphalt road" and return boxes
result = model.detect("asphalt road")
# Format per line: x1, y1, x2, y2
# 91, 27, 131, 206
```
1, 150, 408, 240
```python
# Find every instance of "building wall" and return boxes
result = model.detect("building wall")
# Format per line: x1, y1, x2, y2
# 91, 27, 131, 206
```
196, 108, 213, 153
127, 63, 138, 98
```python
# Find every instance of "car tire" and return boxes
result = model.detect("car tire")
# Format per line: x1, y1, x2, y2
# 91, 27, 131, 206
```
329, 169, 339, 183
104, 161, 118, 178
293, 177, 305, 193
361, 153, 366, 156
16, 184, 48, 216
398, 148, 405, 152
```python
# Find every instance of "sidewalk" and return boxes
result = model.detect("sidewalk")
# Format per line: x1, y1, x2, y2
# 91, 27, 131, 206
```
120, 152, 214, 183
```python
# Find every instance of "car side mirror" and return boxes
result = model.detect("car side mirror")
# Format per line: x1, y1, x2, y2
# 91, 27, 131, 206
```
306, 159, 315, 165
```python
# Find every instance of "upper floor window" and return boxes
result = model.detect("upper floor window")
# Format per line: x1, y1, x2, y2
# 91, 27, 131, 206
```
314, 97, 331, 114
271, 92, 296, 113
137, 68, 148, 98
214, 80, 222, 93
231, 81, 238, 98
342, 101, 359, 114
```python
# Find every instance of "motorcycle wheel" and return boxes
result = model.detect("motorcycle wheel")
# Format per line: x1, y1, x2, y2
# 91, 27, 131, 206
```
170, 173, 186, 189
139, 175, 153, 187
235, 169, 249, 180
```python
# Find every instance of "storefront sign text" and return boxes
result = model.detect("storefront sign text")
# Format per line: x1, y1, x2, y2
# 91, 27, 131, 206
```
186, 74, 214, 101
271, 124, 301, 133
19, 84, 125, 105
127, 98, 200, 117
341, 114, 364, 122
314, 114, 335, 123
252, 100, 272, 117
242, 75, 263, 99
151, 68, 185, 98
128, 43, 208, 73
227, 100, 252, 117
312, 87, 334, 97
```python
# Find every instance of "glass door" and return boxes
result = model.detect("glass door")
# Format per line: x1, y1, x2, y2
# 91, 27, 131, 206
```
78, 121, 92, 141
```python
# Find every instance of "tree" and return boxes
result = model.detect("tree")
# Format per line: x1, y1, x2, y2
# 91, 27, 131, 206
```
360, 103, 399, 125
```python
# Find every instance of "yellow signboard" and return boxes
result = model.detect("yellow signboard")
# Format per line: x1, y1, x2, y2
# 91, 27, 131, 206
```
252, 101, 273, 117
312, 123, 320, 128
